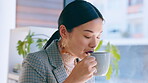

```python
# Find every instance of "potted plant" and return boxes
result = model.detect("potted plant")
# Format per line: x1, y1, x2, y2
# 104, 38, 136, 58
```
16, 32, 121, 80
17, 31, 49, 58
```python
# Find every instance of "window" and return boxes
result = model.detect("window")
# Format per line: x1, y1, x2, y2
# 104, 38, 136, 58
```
128, 0, 143, 6
87, 0, 148, 83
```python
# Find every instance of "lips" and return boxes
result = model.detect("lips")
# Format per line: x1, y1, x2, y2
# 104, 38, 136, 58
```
85, 50, 94, 54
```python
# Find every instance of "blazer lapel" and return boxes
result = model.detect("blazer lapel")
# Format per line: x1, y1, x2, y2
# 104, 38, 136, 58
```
53, 65, 68, 83
45, 40, 68, 83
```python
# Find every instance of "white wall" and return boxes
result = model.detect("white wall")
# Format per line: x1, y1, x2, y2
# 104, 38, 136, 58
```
0, 0, 16, 82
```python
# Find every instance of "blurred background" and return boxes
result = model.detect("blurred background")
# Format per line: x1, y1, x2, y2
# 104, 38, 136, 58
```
0, 0, 148, 83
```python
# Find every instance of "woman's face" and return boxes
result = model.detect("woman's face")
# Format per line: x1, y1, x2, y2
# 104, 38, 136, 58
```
63, 18, 103, 59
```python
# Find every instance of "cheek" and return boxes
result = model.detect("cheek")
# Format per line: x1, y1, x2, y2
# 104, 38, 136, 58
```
70, 36, 89, 51
96, 40, 100, 46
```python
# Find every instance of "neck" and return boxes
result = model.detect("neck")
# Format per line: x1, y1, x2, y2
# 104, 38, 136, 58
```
58, 40, 77, 58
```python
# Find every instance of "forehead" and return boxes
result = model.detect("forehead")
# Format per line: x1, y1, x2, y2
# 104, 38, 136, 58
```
73, 18, 103, 32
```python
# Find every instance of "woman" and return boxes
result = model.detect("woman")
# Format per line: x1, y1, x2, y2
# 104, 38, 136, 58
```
19, 0, 104, 83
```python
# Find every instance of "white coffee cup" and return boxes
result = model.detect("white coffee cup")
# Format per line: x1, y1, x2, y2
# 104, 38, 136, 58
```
91, 51, 110, 76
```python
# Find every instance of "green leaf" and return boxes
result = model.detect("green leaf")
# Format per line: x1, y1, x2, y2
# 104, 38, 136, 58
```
16, 40, 28, 58
36, 39, 47, 49
103, 42, 121, 80
27, 38, 34, 53
111, 51, 121, 61
17, 40, 23, 55
113, 60, 119, 76
16, 31, 34, 58
111, 45, 118, 52
106, 65, 113, 80
105, 42, 111, 52
94, 40, 103, 51
110, 45, 121, 61
36, 38, 43, 49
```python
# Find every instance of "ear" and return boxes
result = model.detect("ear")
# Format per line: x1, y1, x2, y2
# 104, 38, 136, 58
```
59, 25, 68, 39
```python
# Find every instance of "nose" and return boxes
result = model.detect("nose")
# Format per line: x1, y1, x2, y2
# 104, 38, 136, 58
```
89, 37, 99, 49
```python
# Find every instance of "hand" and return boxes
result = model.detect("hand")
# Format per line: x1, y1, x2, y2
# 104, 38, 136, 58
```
64, 56, 97, 83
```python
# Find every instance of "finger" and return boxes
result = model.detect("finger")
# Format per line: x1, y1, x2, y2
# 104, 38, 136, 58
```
85, 66, 96, 78
90, 66, 97, 75
84, 56, 96, 62
89, 60, 97, 67
87, 53, 91, 56
93, 67, 97, 76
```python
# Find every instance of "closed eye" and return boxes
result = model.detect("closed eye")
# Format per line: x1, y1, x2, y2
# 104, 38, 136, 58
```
84, 36, 91, 39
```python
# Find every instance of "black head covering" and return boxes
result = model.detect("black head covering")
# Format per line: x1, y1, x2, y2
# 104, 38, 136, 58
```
58, 0, 103, 30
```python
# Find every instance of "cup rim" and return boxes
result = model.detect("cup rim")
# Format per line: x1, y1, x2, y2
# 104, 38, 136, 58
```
92, 51, 108, 54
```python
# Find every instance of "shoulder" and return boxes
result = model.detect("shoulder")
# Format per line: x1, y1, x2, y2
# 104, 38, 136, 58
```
23, 50, 50, 71
26, 50, 48, 61
25, 50, 48, 62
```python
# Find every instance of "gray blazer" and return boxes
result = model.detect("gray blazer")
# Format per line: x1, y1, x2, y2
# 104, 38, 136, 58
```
19, 40, 95, 83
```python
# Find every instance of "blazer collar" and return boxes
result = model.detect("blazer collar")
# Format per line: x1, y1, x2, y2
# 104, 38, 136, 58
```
45, 39, 63, 68
45, 39, 68, 83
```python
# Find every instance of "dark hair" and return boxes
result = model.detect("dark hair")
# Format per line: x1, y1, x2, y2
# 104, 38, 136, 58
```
43, 0, 104, 49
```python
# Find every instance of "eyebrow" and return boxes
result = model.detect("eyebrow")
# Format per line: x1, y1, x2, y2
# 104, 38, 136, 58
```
83, 30, 103, 33
83, 30, 93, 33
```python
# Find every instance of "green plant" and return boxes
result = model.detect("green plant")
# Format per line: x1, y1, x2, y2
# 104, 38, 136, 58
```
17, 31, 49, 58
95, 40, 121, 80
